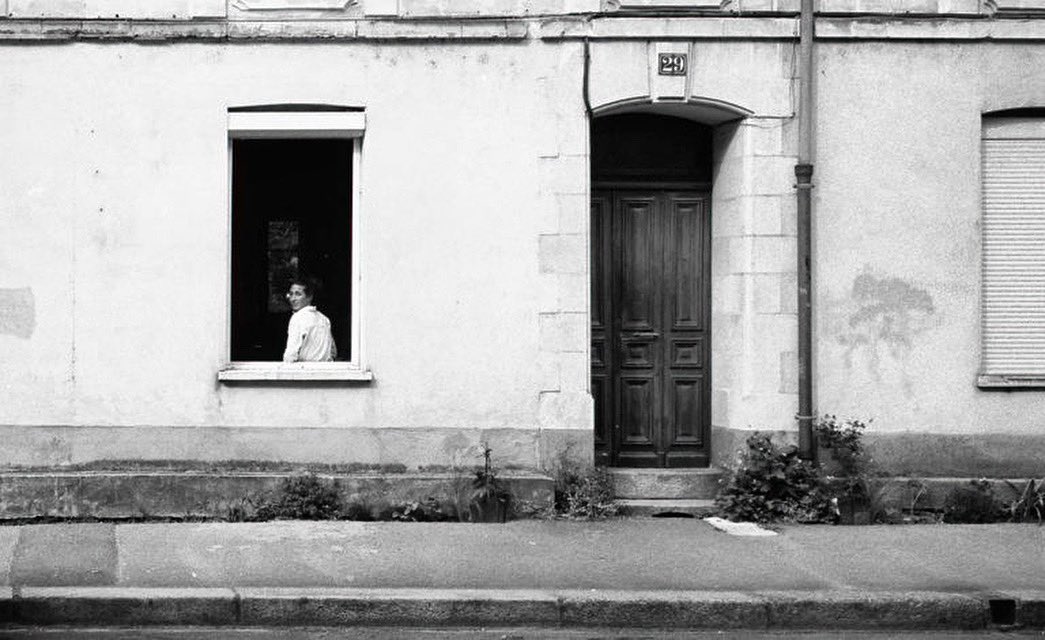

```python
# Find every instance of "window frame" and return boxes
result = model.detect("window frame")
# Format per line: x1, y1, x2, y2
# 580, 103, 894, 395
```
218, 108, 370, 383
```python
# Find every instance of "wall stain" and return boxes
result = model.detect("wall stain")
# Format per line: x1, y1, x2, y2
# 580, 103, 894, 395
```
835, 272, 936, 381
0, 287, 35, 339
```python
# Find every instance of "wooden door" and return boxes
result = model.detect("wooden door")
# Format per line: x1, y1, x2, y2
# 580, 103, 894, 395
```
592, 189, 711, 467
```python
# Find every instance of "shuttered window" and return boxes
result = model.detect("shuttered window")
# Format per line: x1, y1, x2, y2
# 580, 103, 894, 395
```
980, 118, 1045, 386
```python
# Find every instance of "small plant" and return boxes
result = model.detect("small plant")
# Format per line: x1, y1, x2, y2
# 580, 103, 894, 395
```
715, 433, 835, 524
815, 415, 870, 477
942, 479, 1003, 524
1004, 479, 1045, 524
469, 444, 511, 523
814, 415, 879, 524
255, 473, 343, 521
546, 445, 618, 520
392, 497, 452, 522
556, 466, 619, 520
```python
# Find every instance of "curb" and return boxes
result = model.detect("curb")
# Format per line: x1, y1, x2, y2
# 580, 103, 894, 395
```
2, 587, 1044, 630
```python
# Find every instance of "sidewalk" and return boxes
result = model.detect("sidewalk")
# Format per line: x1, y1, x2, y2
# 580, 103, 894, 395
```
1, 519, 1043, 630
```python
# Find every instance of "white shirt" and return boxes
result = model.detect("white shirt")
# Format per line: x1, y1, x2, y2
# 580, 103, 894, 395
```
283, 306, 337, 363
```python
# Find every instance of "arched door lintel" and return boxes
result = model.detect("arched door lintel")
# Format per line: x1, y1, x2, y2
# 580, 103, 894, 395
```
591, 96, 753, 126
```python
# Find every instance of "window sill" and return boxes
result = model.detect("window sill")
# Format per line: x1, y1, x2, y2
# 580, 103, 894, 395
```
218, 362, 373, 383
977, 374, 1045, 389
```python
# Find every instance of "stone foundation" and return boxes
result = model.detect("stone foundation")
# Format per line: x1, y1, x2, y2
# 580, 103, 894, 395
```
0, 471, 554, 520
0, 425, 593, 474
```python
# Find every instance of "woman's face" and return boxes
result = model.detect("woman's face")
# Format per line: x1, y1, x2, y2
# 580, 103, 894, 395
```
286, 284, 313, 312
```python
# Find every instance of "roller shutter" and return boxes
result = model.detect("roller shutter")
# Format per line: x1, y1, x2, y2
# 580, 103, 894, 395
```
982, 118, 1045, 379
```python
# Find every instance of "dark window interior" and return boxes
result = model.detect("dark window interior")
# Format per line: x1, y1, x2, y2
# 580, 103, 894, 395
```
591, 113, 712, 184
231, 139, 352, 361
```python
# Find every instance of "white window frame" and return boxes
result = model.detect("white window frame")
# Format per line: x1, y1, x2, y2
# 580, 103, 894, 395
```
218, 108, 370, 382
978, 116, 1045, 389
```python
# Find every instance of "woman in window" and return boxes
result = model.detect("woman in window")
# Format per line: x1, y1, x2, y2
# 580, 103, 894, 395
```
283, 276, 337, 363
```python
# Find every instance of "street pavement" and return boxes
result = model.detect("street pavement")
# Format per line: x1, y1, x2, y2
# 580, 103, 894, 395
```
0, 519, 1043, 631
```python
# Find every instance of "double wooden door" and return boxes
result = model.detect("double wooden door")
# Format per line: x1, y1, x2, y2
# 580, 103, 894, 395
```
592, 189, 711, 467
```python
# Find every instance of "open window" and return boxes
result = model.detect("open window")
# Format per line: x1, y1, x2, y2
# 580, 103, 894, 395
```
219, 106, 370, 382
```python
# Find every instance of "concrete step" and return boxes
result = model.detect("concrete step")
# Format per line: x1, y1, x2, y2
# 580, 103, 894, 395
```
608, 468, 724, 500
616, 499, 716, 517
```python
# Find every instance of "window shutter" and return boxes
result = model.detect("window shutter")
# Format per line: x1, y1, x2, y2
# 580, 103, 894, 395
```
982, 119, 1045, 377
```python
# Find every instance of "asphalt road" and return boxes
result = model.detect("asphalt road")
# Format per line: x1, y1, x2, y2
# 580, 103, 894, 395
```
1, 628, 1044, 639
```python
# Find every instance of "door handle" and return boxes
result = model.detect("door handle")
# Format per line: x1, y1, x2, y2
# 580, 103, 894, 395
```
622, 332, 660, 340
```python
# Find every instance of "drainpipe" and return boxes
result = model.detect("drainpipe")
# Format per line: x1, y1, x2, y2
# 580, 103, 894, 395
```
796, 0, 816, 461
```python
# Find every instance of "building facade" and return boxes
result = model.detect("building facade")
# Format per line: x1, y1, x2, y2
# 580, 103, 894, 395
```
2, 0, 1045, 477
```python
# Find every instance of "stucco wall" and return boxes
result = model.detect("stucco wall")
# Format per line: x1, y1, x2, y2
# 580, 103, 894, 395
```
0, 40, 589, 467
816, 41, 1045, 440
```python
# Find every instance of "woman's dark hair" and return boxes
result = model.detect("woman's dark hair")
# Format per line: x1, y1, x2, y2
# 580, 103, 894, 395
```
289, 274, 322, 303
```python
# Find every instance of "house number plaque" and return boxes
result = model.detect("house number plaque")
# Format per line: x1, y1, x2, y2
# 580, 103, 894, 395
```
658, 53, 687, 76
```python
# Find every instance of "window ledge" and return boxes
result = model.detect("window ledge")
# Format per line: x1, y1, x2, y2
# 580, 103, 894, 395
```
977, 374, 1045, 389
218, 362, 373, 383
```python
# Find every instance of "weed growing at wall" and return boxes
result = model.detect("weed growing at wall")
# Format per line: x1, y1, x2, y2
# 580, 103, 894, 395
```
547, 448, 618, 520
255, 473, 344, 520
942, 479, 1004, 524
714, 433, 835, 524
1004, 479, 1044, 524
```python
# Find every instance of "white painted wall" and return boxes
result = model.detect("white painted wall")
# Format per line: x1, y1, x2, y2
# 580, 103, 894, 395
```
0, 42, 550, 435
816, 41, 1045, 436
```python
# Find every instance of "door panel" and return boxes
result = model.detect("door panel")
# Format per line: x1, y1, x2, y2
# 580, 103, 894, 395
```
619, 196, 658, 332
592, 189, 711, 468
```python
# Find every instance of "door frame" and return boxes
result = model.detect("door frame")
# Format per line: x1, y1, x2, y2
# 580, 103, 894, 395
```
592, 181, 713, 468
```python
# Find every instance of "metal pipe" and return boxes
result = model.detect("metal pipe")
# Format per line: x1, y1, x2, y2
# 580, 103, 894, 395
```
796, 0, 816, 460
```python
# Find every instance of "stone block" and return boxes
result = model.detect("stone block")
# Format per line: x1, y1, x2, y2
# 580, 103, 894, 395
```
538, 390, 593, 430
937, 0, 984, 14
7, 0, 84, 18
652, 42, 689, 101
537, 351, 561, 393
537, 271, 558, 310
539, 233, 585, 275
80, 0, 226, 19
558, 273, 588, 313
15, 587, 238, 626
747, 119, 787, 156
588, 40, 650, 109
762, 591, 986, 630
752, 313, 796, 354
609, 468, 723, 500
534, 78, 560, 159
240, 588, 560, 626
538, 312, 587, 353
560, 590, 767, 628
752, 236, 795, 274
721, 236, 755, 275
712, 273, 745, 315
753, 273, 782, 314
779, 350, 798, 394
751, 195, 784, 236
780, 193, 798, 236
558, 350, 590, 392
710, 196, 749, 238
751, 155, 796, 196
557, 193, 589, 235
536, 193, 559, 235
538, 428, 593, 469
557, 115, 588, 158
538, 155, 586, 196
779, 271, 798, 313
711, 389, 730, 426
